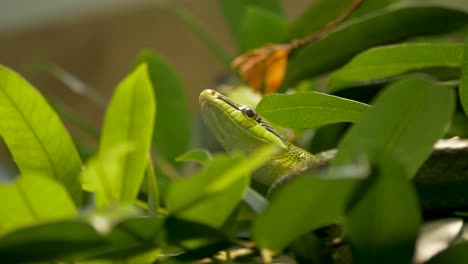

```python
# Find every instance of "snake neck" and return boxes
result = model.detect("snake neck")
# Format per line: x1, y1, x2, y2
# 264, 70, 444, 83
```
253, 142, 313, 187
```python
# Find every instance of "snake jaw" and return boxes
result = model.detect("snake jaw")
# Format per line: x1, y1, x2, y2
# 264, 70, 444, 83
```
200, 89, 287, 150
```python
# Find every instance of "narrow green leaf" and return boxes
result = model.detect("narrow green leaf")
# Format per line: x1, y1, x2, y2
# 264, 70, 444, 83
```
345, 155, 422, 264
333, 78, 455, 178
239, 7, 288, 52
167, 146, 276, 213
218, 0, 283, 50
256, 91, 370, 128
287, 0, 359, 39
32, 62, 107, 108
100, 64, 155, 203
459, 36, 468, 116
329, 43, 464, 91
0, 65, 83, 205
253, 162, 368, 252
0, 173, 76, 235
176, 148, 213, 166
284, 1, 468, 87
134, 51, 190, 163
168, 6, 232, 68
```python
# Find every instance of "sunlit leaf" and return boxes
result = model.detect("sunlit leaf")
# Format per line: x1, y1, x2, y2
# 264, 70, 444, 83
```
414, 218, 463, 264
81, 144, 133, 208
0, 65, 83, 205
284, 1, 468, 87
328, 43, 464, 91
256, 91, 370, 128
134, 51, 190, 163
253, 162, 368, 252
100, 64, 155, 203
167, 146, 275, 214
176, 149, 213, 166
345, 155, 421, 264
333, 78, 455, 178
0, 173, 76, 235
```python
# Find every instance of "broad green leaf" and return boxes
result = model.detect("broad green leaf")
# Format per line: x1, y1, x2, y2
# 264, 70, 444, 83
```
414, 218, 464, 263
167, 146, 276, 214
333, 78, 455, 178
0, 173, 76, 235
287, 0, 360, 39
134, 51, 190, 164
284, 1, 468, 87
168, 6, 232, 68
0, 65, 83, 205
81, 144, 133, 208
328, 43, 464, 91
100, 64, 155, 203
459, 37, 468, 116
239, 7, 288, 52
176, 175, 249, 228
253, 162, 368, 252
345, 155, 422, 264
218, 0, 283, 50
256, 92, 370, 128
176, 148, 213, 166
0, 217, 164, 262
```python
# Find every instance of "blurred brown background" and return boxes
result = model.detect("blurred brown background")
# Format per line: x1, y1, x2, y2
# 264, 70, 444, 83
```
0, 0, 310, 125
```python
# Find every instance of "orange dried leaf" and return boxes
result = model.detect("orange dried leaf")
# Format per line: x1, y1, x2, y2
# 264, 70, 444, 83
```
232, 44, 291, 94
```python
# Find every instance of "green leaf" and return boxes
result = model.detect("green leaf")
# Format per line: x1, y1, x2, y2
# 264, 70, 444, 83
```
81, 144, 133, 208
333, 78, 455, 178
0, 217, 164, 262
287, 0, 360, 39
459, 37, 468, 116
239, 7, 288, 52
168, 6, 232, 68
252, 162, 368, 252
218, 0, 283, 50
167, 146, 276, 214
100, 63, 155, 203
176, 175, 249, 228
0, 173, 76, 235
284, 1, 468, 87
0, 65, 83, 205
134, 51, 190, 163
256, 91, 370, 128
345, 155, 422, 264
414, 218, 464, 263
176, 148, 213, 166
328, 43, 464, 91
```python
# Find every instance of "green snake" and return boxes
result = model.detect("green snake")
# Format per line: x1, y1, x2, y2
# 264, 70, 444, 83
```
199, 89, 468, 212
200, 89, 320, 188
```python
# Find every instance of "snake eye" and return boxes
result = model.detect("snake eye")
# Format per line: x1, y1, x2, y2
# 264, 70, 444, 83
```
242, 107, 257, 119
